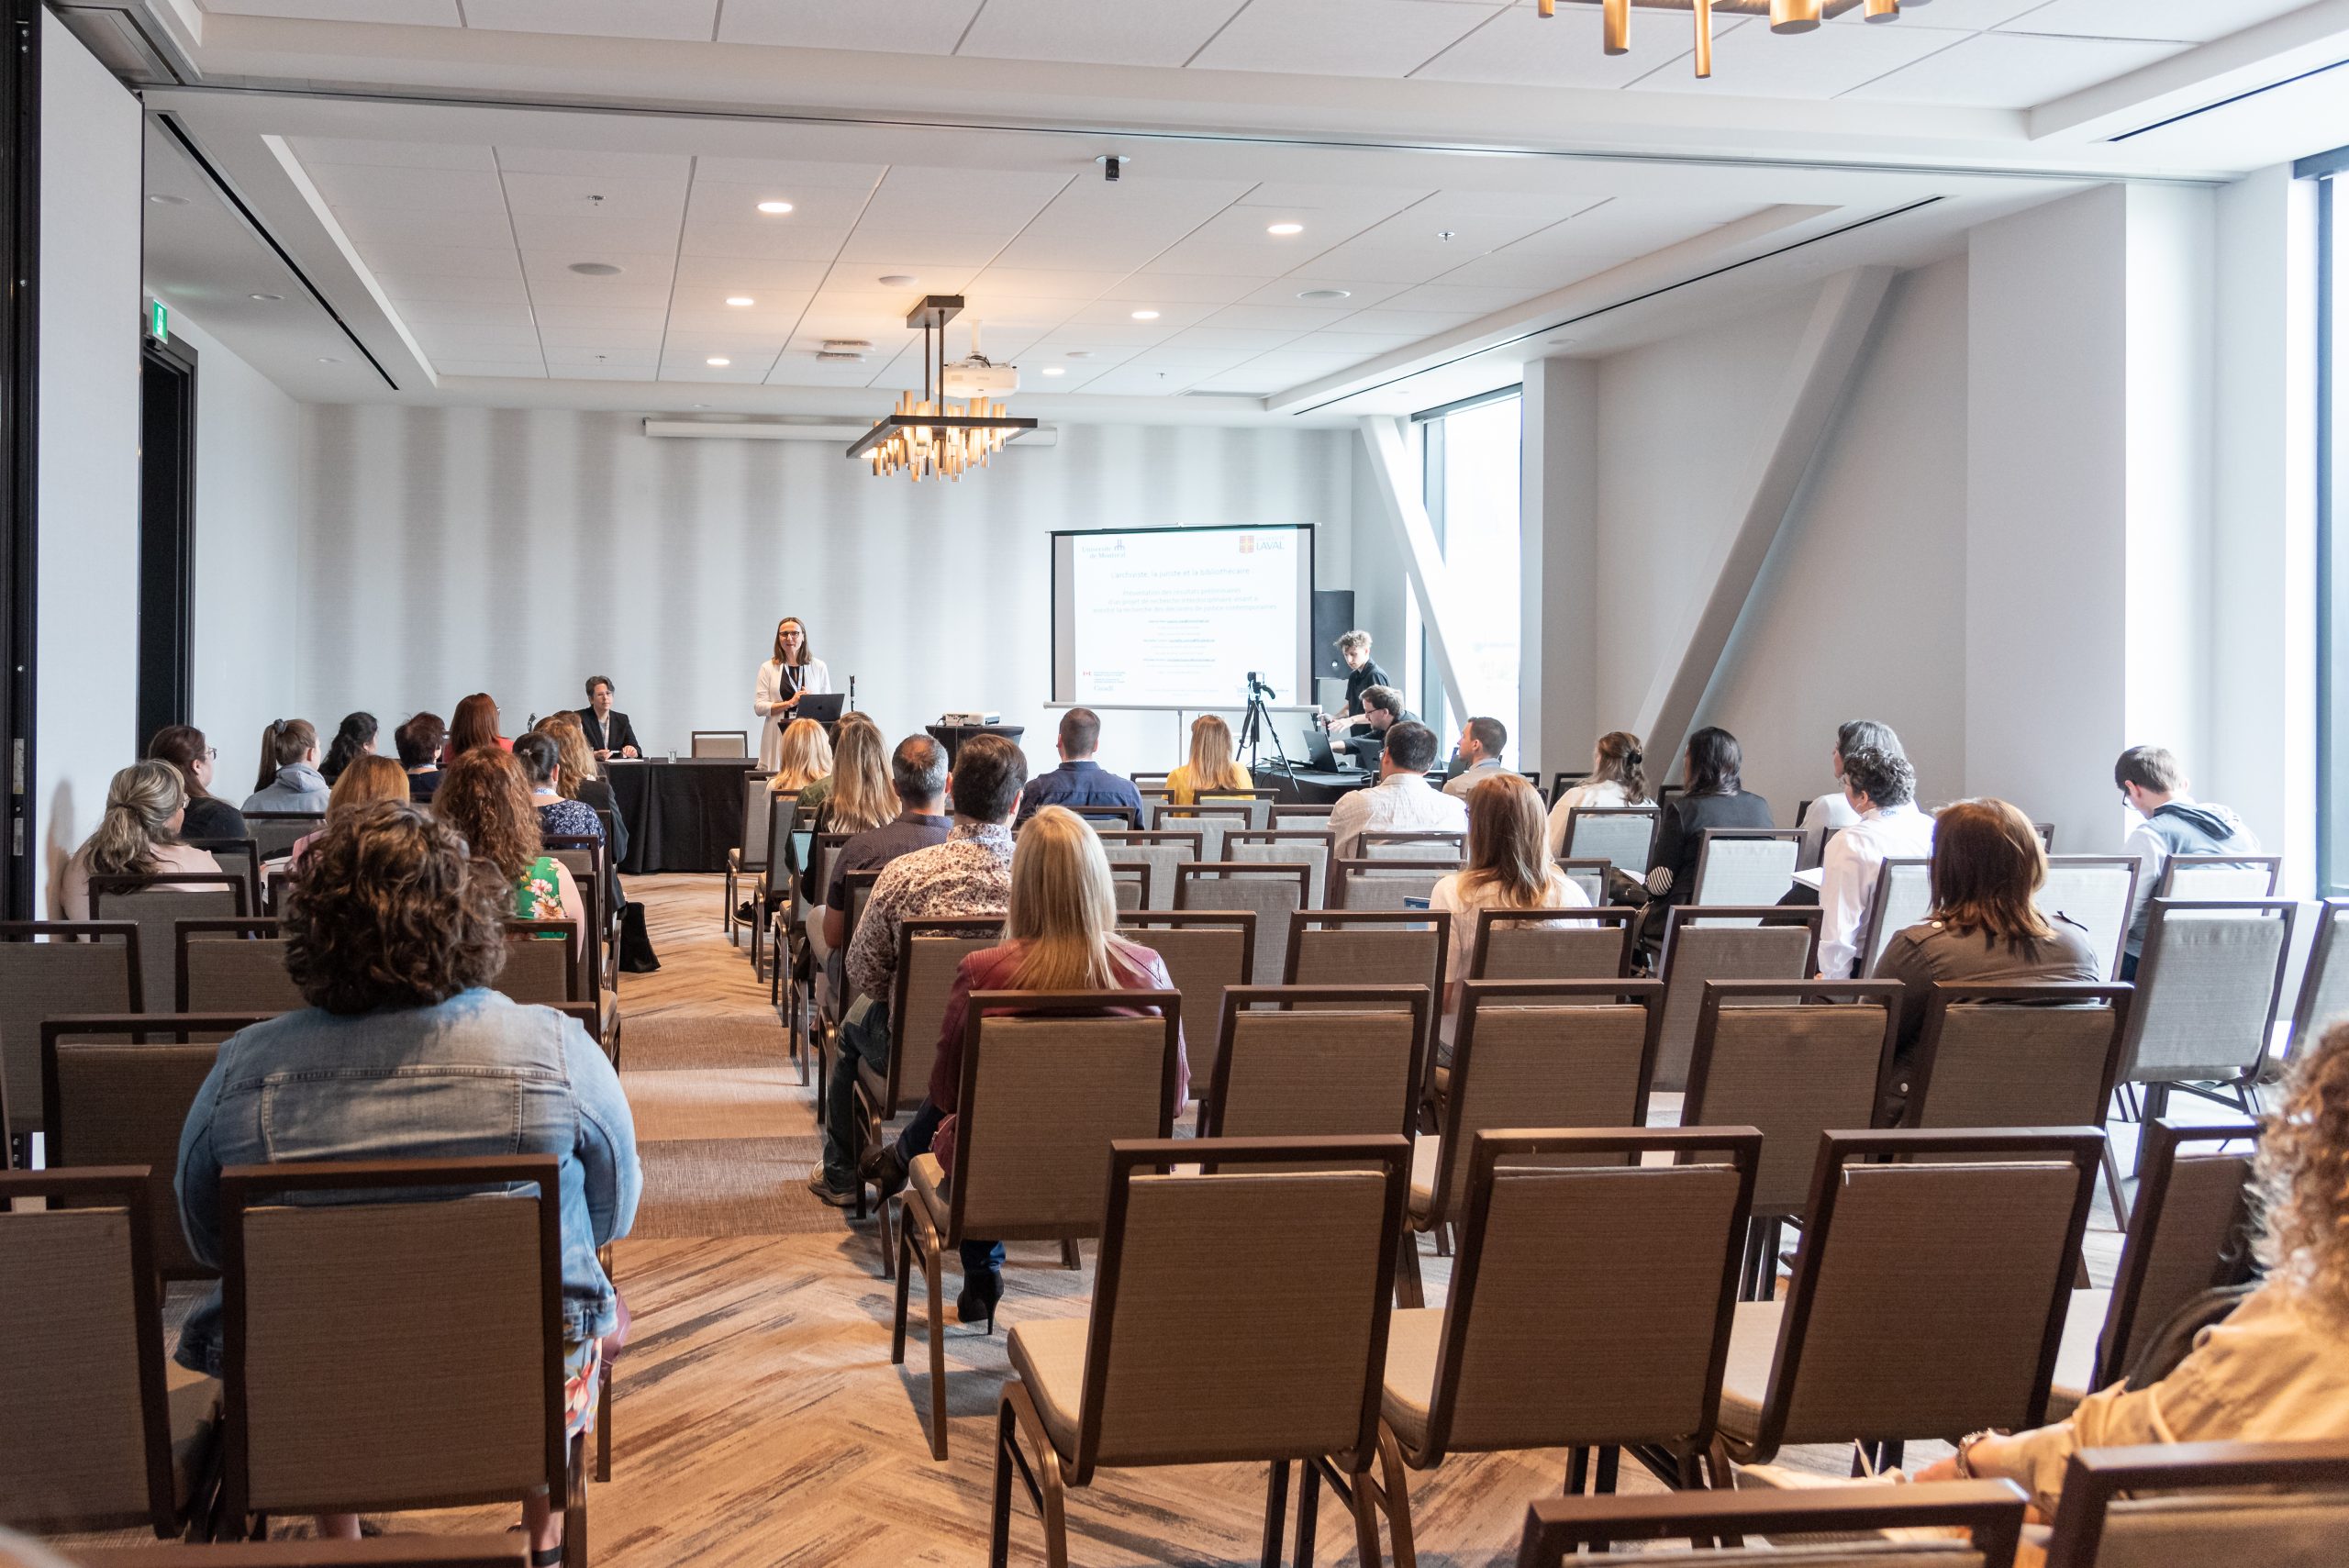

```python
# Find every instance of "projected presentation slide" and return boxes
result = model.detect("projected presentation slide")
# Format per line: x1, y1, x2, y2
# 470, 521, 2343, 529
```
1052, 525, 1314, 709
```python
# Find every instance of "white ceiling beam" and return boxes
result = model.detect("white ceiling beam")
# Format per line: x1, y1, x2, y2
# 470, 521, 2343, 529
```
2029, 0, 2349, 144
1634, 264, 1894, 766
1356, 415, 1469, 727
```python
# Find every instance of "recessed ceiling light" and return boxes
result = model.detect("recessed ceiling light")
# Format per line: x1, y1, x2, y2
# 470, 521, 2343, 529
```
1065, 350, 1095, 360
725, 295, 754, 306
148, 195, 187, 206
706, 357, 731, 367
317, 357, 342, 364
250, 293, 283, 302
1041, 366, 1065, 376
756, 200, 793, 215
569, 261, 623, 276
1266, 222, 1304, 236
1130, 309, 1160, 320
1297, 288, 1351, 303
878, 273, 918, 287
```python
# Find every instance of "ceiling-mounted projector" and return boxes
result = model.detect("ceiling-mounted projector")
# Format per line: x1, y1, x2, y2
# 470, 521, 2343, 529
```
943, 351, 1019, 398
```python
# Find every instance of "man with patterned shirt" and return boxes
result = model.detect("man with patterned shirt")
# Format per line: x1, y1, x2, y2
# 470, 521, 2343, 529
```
810, 733, 1026, 1206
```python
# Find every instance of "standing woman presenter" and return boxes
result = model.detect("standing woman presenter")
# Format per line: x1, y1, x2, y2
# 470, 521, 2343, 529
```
754, 616, 830, 770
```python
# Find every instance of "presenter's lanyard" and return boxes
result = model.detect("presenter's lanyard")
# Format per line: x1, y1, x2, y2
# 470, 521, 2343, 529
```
781, 662, 802, 699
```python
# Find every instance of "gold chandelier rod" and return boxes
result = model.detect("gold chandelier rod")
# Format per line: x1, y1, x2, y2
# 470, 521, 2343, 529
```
1545, 0, 1920, 79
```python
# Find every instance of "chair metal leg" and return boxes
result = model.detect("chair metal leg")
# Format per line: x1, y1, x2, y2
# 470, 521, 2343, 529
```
596, 1362, 612, 1483
1395, 1229, 1425, 1310
1596, 1446, 1619, 1495
890, 1211, 915, 1366
1261, 1460, 1291, 1568
1566, 1446, 1589, 1496
1294, 1456, 1320, 1568
2100, 1140, 2133, 1230
926, 1240, 948, 1462
989, 1396, 1019, 1568
562, 1433, 589, 1567
1059, 1238, 1082, 1271
1374, 1424, 1418, 1568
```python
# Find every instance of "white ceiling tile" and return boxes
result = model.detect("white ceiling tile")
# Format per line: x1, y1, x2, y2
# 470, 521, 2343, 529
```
204, 1, 459, 22
327, 205, 516, 249
859, 166, 1071, 228
1291, 328, 1422, 354
958, 0, 1248, 67
1190, 0, 1507, 78
1100, 273, 1264, 305
718, 0, 982, 52
500, 172, 687, 225
2002, 0, 2312, 45
1059, 298, 1218, 328
537, 327, 670, 350
303, 162, 508, 214
1200, 302, 1358, 331
1826, 0, 2042, 28
965, 267, 1126, 299
431, 361, 549, 377
1303, 202, 1566, 284
364, 242, 522, 278
1163, 326, 1307, 351
836, 229, 1016, 264
1627, 11, 1959, 98
667, 304, 812, 334
1236, 276, 1407, 309
378, 272, 533, 305
415, 320, 542, 347
1416, 6, 1731, 87
1079, 365, 1218, 396
1431, 250, 1611, 289
1333, 306, 1480, 334
390, 299, 538, 327
669, 256, 833, 292
520, 249, 678, 279
1842, 29, 2188, 106
289, 137, 495, 171
988, 178, 1253, 272
492, 148, 696, 179
1380, 281, 1535, 314
510, 215, 684, 257
462, 0, 719, 40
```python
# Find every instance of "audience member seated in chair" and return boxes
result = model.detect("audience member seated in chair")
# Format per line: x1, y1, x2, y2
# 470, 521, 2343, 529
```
1016, 706, 1144, 827
173, 798, 640, 1566
317, 711, 378, 786
1442, 715, 1512, 799
800, 715, 895, 893
242, 717, 330, 815
148, 722, 248, 841
1637, 726, 1772, 948
1815, 745, 1937, 979
1797, 717, 1905, 873
285, 754, 414, 870
1870, 798, 2104, 1114
1430, 772, 1588, 1051
810, 734, 1026, 1207
435, 748, 585, 935
516, 731, 604, 845
862, 806, 1186, 1326
1909, 1018, 2349, 1539
1164, 713, 1252, 806
534, 710, 627, 866
2116, 743, 2262, 979
447, 692, 510, 758
818, 735, 953, 997
769, 716, 832, 799
59, 760, 224, 918
1326, 718, 1465, 860
396, 710, 448, 803
1544, 728, 1647, 858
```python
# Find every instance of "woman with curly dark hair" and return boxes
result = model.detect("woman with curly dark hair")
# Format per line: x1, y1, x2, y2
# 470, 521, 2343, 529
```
173, 799, 639, 1562
433, 746, 584, 931
1909, 1018, 2349, 1534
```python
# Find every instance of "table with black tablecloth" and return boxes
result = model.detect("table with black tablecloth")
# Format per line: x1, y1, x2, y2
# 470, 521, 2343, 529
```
605, 759, 755, 873
925, 722, 1026, 765
1256, 762, 1375, 805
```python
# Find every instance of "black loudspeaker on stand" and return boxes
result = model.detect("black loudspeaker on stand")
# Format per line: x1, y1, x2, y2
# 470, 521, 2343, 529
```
1311, 590, 1354, 684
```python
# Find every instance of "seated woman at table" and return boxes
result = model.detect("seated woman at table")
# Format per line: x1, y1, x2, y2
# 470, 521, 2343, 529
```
1165, 714, 1252, 806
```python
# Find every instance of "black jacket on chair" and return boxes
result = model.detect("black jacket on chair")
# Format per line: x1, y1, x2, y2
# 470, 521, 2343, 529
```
576, 708, 640, 757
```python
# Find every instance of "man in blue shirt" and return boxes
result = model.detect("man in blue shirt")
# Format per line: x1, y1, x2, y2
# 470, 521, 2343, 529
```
1015, 707, 1144, 826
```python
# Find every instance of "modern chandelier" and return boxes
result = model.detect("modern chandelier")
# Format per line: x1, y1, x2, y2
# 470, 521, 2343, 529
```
844, 295, 1035, 483
1544, 0, 1927, 80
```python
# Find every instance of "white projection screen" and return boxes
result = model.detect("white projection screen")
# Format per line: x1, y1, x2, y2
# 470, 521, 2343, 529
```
1052, 525, 1316, 709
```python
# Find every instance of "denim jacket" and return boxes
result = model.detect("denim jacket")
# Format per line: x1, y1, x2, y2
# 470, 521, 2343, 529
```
173, 989, 640, 1374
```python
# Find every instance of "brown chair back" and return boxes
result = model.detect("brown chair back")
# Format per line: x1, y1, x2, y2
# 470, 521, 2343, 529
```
1177, 862, 1309, 988
0, 1166, 182, 1536
1106, 861, 1148, 912
1284, 910, 1448, 999
176, 920, 305, 1018
1424, 981, 1664, 1227
1064, 1136, 1408, 1481
1415, 1129, 1756, 1462
43, 1014, 270, 1279
2040, 1440, 2349, 1568
1905, 984, 2133, 1137
1093, 830, 1204, 910
1330, 858, 1455, 912
947, 994, 1182, 1242
242, 815, 323, 860
185, 837, 263, 917
2096, 1119, 2260, 1389
1653, 906, 1824, 1093
494, 922, 580, 1006
1204, 986, 1429, 1140
89, 878, 248, 1016
1360, 829, 1464, 863
1684, 981, 1899, 1219
1516, 1483, 2025, 1568
881, 917, 1005, 1117
0, 924, 140, 1140
217, 1157, 567, 1520
1117, 912, 1255, 1038
1225, 829, 1335, 912
1151, 804, 1251, 858
1742, 1129, 2101, 1460
1470, 907, 1636, 981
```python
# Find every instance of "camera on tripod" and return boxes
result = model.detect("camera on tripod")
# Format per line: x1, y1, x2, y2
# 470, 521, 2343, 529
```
1244, 670, 1276, 699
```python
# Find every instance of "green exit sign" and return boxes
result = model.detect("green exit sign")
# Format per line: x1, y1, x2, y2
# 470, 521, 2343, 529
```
146, 299, 168, 340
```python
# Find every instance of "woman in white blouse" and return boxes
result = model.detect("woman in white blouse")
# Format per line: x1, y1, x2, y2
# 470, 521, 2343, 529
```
753, 616, 830, 770
1544, 729, 1648, 860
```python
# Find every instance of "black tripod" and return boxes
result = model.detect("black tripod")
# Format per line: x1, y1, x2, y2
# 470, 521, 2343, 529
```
1237, 672, 1295, 775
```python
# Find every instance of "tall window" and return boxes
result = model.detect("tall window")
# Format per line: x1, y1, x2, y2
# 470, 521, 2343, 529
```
2312, 150, 2349, 893
1418, 387, 1522, 764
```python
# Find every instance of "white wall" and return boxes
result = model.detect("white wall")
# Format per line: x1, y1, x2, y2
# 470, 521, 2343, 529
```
172, 312, 304, 782
35, 13, 143, 912
294, 413, 1357, 780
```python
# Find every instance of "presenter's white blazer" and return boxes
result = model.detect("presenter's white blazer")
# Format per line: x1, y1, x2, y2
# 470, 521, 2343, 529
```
754, 656, 831, 769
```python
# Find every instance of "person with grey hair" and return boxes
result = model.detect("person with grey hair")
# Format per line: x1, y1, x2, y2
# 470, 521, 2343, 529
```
1814, 744, 1935, 979
820, 734, 952, 960
1799, 718, 1906, 871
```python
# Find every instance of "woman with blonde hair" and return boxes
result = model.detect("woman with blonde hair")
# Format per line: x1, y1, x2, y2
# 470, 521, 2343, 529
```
753, 616, 831, 770
285, 755, 413, 870
865, 806, 1186, 1328
1430, 773, 1588, 1043
768, 716, 833, 796
531, 711, 628, 868
796, 717, 895, 906
61, 760, 224, 917
1909, 1018, 2349, 1539
1545, 729, 1647, 858
1164, 713, 1252, 805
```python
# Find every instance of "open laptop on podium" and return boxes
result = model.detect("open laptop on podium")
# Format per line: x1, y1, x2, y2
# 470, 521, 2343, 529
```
796, 694, 846, 725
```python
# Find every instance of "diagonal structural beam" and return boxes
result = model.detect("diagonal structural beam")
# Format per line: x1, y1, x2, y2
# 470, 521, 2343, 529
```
1635, 266, 1896, 767
1357, 415, 1470, 725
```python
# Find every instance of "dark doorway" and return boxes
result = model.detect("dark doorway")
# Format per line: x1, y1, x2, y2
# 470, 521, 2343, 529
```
0, 0, 39, 919
137, 331, 196, 753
